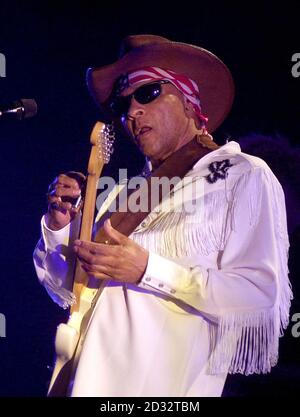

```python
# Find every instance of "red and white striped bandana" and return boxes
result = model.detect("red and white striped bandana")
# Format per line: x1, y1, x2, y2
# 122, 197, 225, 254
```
127, 66, 208, 126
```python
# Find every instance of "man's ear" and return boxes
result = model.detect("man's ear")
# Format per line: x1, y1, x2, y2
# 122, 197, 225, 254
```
183, 97, 201, 128
183, 98, 195, 117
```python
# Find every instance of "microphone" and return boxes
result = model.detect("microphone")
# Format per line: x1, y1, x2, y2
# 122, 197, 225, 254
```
0, 98, 37, 120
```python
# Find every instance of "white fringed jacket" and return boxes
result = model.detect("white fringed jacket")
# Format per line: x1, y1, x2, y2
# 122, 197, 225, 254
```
33, 141, 292, 397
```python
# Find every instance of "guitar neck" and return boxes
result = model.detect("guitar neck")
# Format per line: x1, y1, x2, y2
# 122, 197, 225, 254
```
70, 121, 111, 314
79, 172, 100, 242
71, 170, 101, 312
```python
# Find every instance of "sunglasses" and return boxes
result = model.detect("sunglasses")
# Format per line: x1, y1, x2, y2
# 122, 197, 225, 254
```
109, 80, 170, 117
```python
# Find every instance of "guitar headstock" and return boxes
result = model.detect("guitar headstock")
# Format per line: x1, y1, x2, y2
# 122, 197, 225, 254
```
88, 121, 115, 176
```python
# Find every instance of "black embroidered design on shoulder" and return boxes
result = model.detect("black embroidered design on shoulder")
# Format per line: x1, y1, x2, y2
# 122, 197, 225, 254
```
205, 159, 233, 184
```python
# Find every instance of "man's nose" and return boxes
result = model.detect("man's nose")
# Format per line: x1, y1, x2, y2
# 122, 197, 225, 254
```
127, 98, 145, 119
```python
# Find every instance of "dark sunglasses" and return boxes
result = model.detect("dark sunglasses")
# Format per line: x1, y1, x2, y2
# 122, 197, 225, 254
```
109, 80, 170, 117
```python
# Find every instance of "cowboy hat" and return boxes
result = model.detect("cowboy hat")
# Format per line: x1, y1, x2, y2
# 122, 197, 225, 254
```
86, 34, 234, 132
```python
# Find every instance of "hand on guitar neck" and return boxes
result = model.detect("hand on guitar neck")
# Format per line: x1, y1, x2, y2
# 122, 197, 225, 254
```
45, 171, 86, 231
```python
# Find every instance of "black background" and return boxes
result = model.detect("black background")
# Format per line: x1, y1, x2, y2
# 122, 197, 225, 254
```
0, 0, 299, 396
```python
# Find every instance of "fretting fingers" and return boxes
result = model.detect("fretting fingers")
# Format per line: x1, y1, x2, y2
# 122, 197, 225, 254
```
47, 172, 85, 211
45, 171, 85, 230
48, 196, 76, 214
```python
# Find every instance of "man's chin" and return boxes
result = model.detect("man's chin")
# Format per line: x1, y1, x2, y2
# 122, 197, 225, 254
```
136, 141, 154, 157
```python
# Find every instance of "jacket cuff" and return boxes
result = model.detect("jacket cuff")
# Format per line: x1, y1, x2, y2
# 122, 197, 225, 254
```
139, 251, 194, 296
41, 213, 81, 251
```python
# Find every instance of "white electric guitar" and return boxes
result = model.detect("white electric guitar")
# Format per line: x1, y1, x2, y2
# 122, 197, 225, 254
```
48, 121, 115, 396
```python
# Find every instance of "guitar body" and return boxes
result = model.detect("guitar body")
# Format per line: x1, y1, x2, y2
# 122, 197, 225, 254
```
47, 286, 99, 396
47, 122, 115, 396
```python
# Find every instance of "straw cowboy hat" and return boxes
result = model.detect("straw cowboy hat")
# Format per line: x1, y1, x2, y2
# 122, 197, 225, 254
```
87, 34, 234, 132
